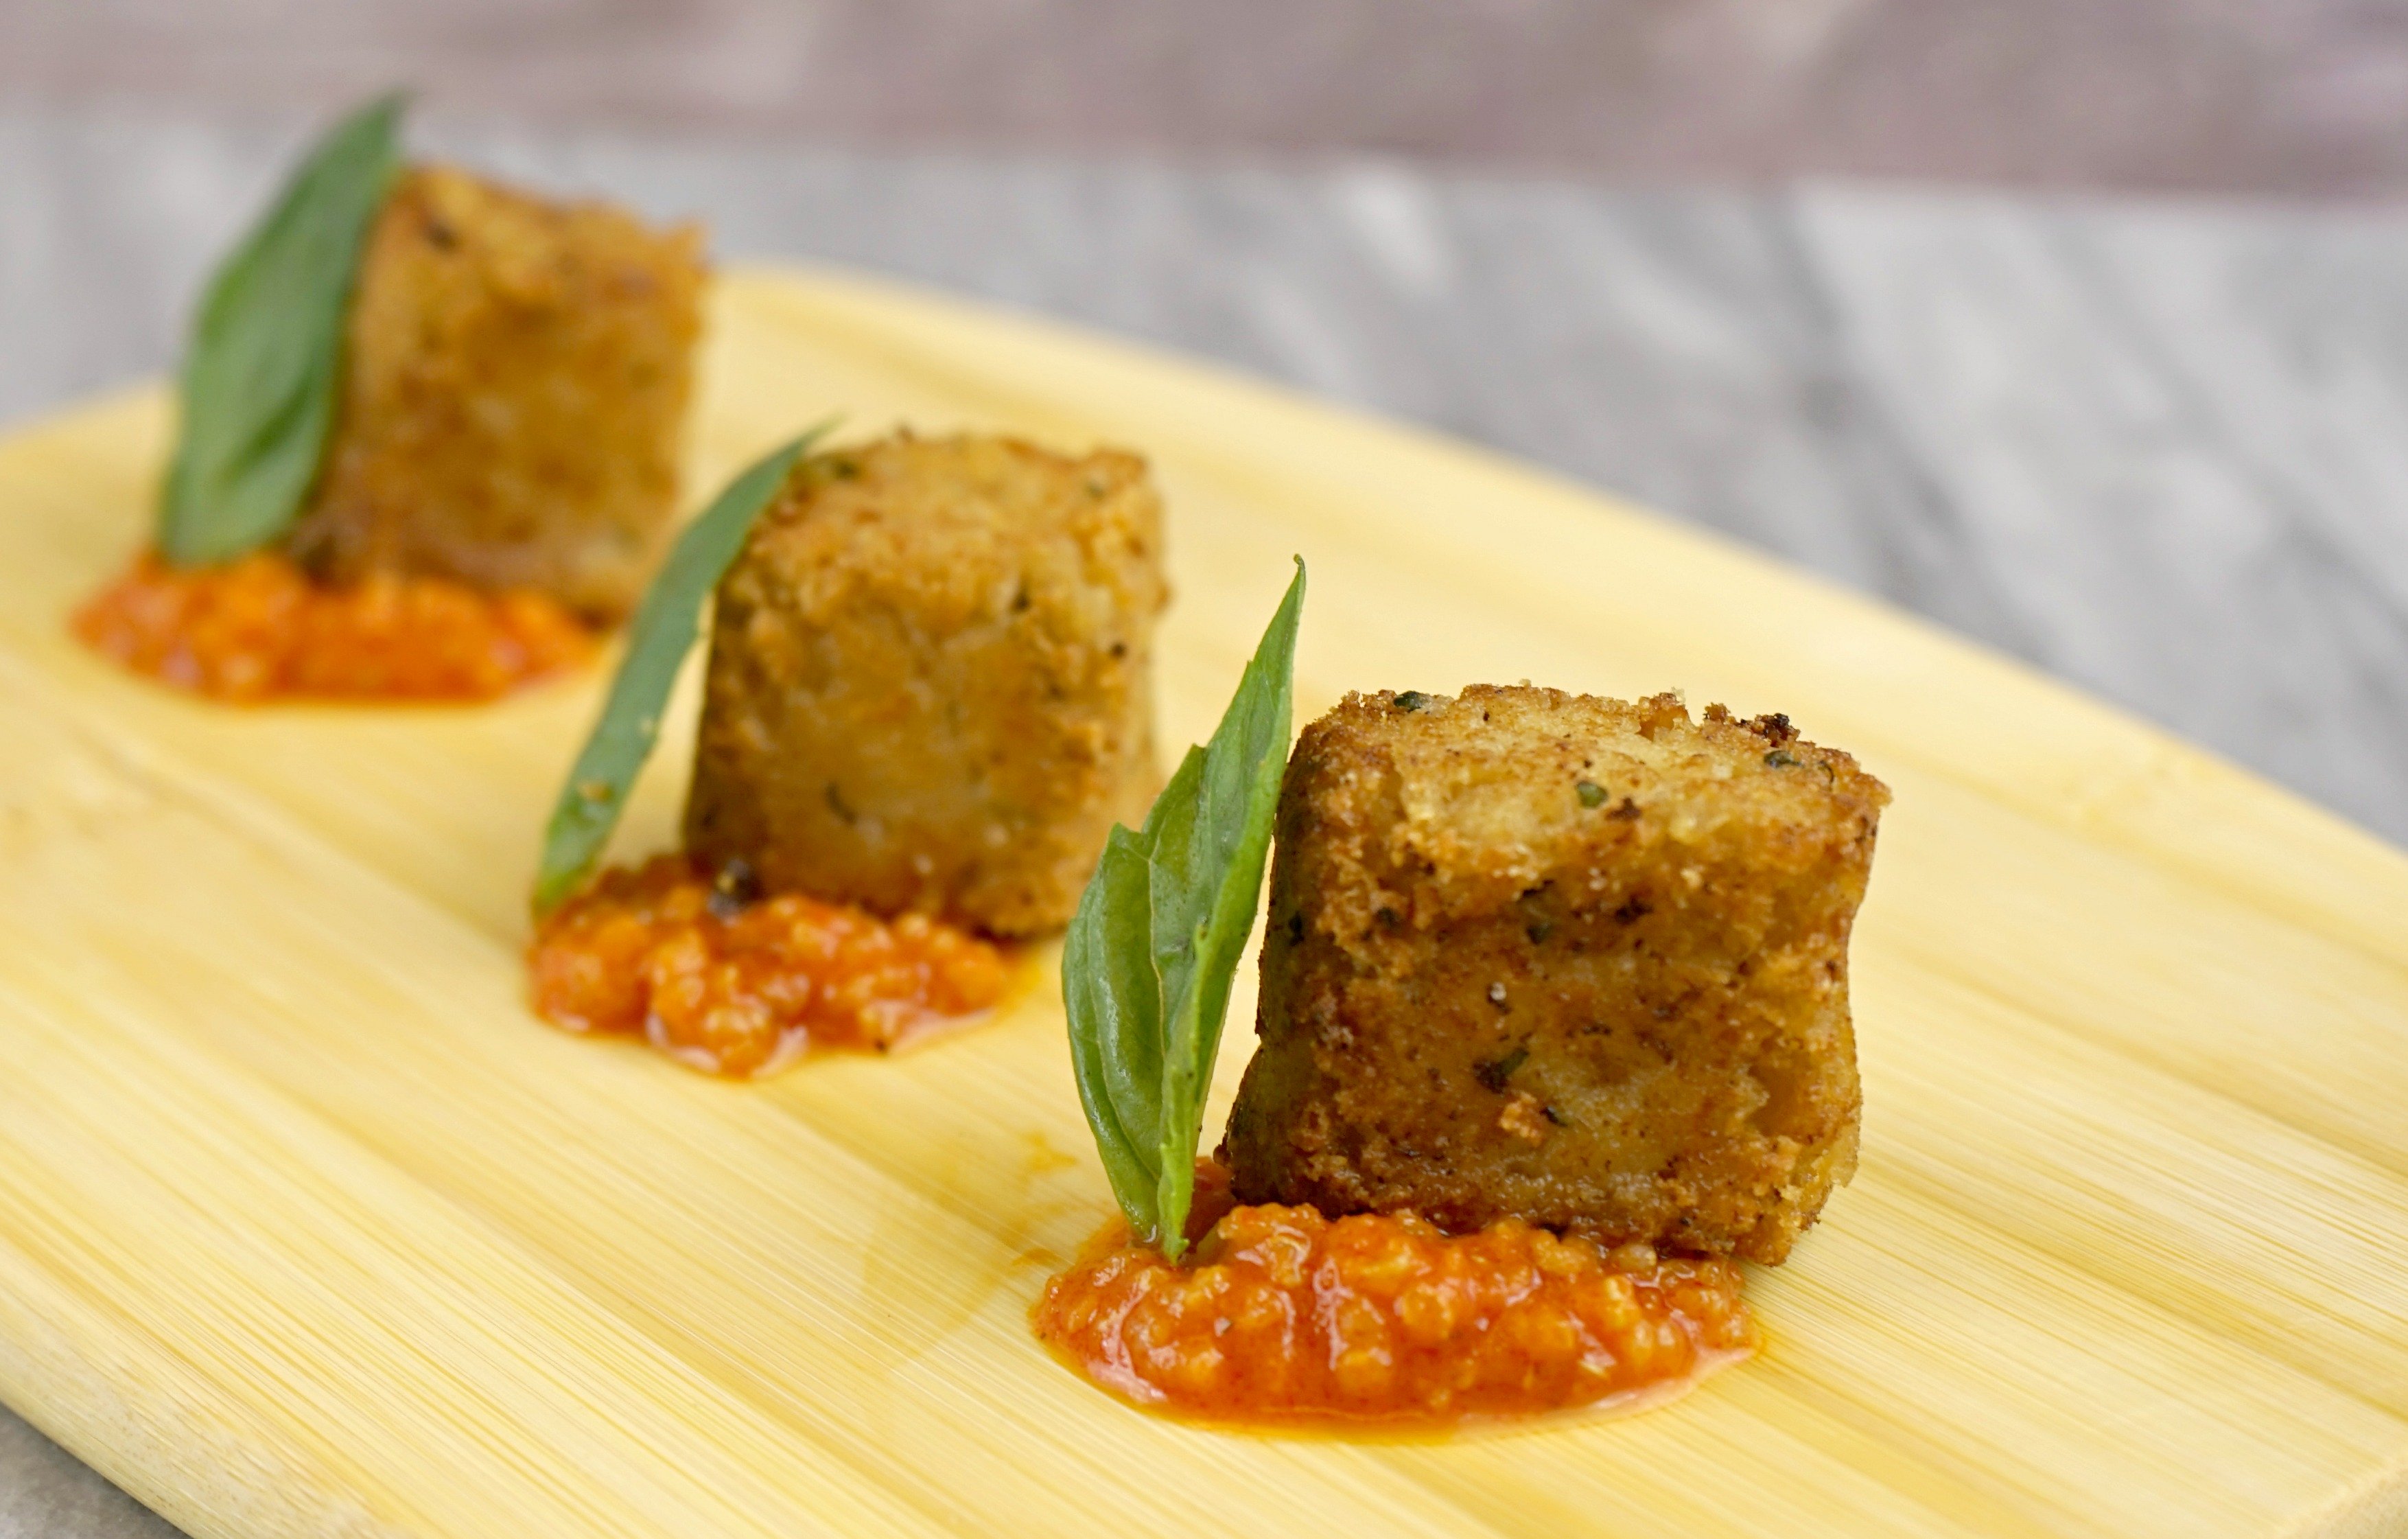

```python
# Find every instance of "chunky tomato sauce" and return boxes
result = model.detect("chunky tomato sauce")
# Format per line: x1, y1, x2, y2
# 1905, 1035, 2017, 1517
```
74, 550, 596, 703
1035, 1166, 1753, 1429
529, 854, 1014, 1077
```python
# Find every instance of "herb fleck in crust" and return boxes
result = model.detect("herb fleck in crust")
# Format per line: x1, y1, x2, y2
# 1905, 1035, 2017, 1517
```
684, 431, 1169, 937
286, 165, 706, 620
1221, 686, 1888, 1264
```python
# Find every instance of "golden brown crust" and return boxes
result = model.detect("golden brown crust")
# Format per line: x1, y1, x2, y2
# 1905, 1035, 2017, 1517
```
1221, 685, 1887, 1264
285, 164, 706, 619
683, 431, 1169, 937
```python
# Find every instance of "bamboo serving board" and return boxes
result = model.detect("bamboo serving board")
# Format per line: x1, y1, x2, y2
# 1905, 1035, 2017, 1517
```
1, 268, 2404, 1539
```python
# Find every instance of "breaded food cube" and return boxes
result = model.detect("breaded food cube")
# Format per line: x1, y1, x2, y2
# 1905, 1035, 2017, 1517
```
1221, 686, 1888, 1263
683, 432, 1169, 937
283, 164, 705, 619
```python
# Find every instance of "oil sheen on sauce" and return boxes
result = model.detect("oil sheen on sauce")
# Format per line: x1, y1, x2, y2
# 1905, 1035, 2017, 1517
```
1034, 1164, 1754, 1431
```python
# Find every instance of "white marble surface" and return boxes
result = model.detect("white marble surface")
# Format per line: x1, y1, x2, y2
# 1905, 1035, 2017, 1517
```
3, 107, 2407, 1537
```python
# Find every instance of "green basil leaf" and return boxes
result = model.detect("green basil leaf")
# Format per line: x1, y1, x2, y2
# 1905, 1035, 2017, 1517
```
1062, 826, 1162, 1211
159, 93, 405, 566
530, 425, 833, 915
1064, 559, 1303, 1258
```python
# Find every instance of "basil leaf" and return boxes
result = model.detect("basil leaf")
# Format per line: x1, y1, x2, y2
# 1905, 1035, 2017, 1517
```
530, 426, 832, 915
1065, 560, 1304, 1258
1062, 828, 1161, 1208
159, 93, 405, 566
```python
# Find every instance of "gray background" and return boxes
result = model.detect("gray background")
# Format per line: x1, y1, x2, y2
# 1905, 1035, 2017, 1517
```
5, 1, 2408, 1532
15, 0, 2408, 196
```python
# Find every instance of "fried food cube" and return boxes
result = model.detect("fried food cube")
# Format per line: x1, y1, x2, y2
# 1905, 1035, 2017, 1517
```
1221, 686, 1888, 1264
683, 432, 1169, 937
283, 164, 706, 619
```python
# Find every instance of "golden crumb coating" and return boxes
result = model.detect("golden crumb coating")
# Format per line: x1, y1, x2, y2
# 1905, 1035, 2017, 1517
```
1221, 686, 1887, 1264
683, 431, 1169, 937
284, 164, 706, 619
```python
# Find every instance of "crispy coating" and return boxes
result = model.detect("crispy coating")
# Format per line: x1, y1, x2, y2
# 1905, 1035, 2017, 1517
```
1221, 686, 1887, 1264
683, 432, 1169, 937
285, 165, 706, 619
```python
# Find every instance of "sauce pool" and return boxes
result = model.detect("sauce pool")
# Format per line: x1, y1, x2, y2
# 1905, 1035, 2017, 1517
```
529, 855, 1014, 1076
1034, 1165, 1755, 1431
74, 549, 596, 703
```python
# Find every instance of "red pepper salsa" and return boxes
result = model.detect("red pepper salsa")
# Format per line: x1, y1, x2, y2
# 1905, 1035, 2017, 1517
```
1035, 1164, 1754, 1429
75, 549, 597, 703
529, 854, 1014, 1077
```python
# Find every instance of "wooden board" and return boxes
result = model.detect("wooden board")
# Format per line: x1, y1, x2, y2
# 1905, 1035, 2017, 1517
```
1, 267, 2404, 1539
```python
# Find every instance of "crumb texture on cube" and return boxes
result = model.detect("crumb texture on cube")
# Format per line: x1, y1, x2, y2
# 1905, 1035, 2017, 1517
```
1221, 686, 1889, 1264
283, 164, 706, 619
683, 431, 1169, 938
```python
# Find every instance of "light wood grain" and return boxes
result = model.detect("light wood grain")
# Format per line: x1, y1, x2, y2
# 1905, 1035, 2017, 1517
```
0, 268, 2403, 1538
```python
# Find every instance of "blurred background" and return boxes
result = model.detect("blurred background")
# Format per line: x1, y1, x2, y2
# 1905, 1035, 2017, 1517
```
4, 4, 2408, 1534
12, 0, 2408, 190
5, 12, 2407, 837
8, 12, 2405, 824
